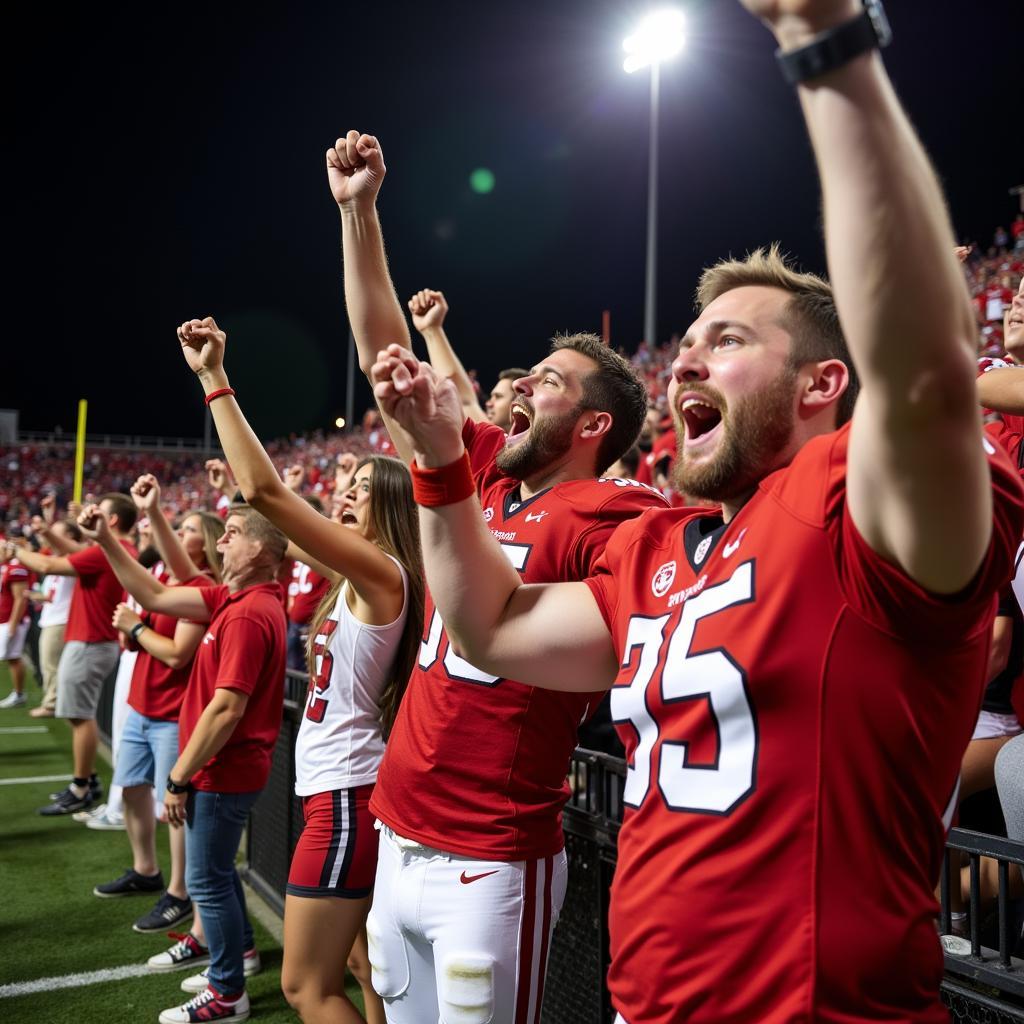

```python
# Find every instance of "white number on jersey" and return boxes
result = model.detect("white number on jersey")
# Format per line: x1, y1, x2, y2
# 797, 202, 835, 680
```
418, 542, 532, 687
612, 560, 758, 815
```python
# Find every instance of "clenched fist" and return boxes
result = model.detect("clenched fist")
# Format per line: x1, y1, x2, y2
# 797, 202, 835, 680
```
409, 290, 449, 334
327, 131, 386, 209
178, 317, 227, 377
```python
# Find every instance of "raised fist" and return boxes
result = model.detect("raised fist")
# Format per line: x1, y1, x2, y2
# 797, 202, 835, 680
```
77, 503, 111, 543
131, 474, 161, 512
206, 459, 233, 493
371, 343, 465, 467
40, 493, 57, 525
178, 317, 226, 376
327, 131, 386, 208
409, 290, 449, 334
283, 465, 305, 493
738, 0, 858, 47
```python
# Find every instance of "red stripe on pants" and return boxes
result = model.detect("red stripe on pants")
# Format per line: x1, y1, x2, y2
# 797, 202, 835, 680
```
532, 855, 554, 1024
514, 859, 538, 1024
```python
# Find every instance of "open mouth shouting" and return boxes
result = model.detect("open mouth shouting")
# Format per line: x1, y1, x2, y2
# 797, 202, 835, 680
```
505, 401, 533, 446
679, 393, 723, 449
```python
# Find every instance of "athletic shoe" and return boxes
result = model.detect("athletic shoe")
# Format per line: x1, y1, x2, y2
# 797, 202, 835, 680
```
50, 778, 103, 802
28, 705, 55, 718
158, 986, 250, 1024
85, 805, 126, 831
180, 949, 261, 994
93, 868, 165, 898
0, 691, 26, 709
147, 932, 210, 973
38, 786, 95, 816
73, 802, 111, 824
133, 892, 193, 933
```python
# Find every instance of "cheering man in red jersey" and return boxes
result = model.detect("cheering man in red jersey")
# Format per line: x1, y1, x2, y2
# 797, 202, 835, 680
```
328, 130, 665, 1023
372, 1, 1024, 1020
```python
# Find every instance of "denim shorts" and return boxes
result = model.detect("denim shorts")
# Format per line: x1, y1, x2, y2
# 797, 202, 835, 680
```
113, 707, 180, 789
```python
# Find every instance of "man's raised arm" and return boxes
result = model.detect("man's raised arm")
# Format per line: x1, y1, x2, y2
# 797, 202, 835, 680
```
371, 344, 617, 692
749, 0, 990, 592
327, 131, 417, 464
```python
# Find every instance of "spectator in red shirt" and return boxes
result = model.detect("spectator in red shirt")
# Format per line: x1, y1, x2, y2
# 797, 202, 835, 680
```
5, 493, 138, 815
0, 533, 34, 709
79, 500, 287, 1024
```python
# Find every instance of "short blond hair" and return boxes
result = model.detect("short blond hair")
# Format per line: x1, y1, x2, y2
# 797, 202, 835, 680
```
696, 244, 858, 426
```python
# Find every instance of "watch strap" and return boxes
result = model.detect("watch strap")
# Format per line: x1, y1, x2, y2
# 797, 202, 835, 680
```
776, 2, 892, 86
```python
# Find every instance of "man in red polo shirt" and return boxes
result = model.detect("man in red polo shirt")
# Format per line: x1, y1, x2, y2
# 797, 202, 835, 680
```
79, 500, 287, 1024
4, 493, 138, 815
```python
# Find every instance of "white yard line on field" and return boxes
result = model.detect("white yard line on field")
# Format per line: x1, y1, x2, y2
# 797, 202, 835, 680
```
0, 726, 48, 734
0, 964, 152, 998
0, 774, 69, 786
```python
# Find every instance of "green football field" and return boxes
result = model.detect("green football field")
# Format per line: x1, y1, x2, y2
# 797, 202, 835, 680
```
0, 663, 364, 1023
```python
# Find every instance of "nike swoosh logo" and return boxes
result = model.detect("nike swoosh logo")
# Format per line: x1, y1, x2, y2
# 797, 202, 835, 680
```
460, 869, 499, 884
722, 529, 747, 558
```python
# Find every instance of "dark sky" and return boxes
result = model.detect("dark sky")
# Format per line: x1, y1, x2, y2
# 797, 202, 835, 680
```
9, 0, 1022, 441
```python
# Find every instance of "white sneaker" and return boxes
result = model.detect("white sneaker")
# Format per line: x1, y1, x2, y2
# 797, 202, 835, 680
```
73, 802, 107, 824
158, 986, 250, 1024
147, 932, 210, 973
85, 805, 125, 830
0, 691, 26, 709
180, 949, 261, 994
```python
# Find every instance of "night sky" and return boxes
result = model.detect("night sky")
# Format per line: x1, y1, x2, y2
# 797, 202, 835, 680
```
9, 1, 1022, 441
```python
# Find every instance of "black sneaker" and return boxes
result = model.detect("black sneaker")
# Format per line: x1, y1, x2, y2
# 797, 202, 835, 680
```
49, 778, 103, 802
133, 892, 193, 933
93, 868, 166, 898
38, 786, 95, 816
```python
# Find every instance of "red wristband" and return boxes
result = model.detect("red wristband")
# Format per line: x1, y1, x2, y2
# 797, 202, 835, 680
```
410, 451, 475, 507
204, 387, 235, 406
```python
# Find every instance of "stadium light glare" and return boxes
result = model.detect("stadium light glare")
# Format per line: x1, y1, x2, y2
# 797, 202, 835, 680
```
622, 9, 686, 73
335, 416, 346, 429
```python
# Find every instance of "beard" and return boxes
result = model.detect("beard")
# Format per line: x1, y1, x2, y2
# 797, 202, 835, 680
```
495, 403, 582, 479
672, 368, 797, 503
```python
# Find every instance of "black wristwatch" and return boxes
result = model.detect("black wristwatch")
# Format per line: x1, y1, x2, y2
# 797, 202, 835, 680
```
129, 621, 147, 643
166, 775, 191, 795
776, 0, 892, 85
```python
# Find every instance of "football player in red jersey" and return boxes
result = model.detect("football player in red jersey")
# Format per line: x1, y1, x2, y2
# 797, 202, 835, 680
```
328, 130, 665, 1023
371, 0, 1024, 1020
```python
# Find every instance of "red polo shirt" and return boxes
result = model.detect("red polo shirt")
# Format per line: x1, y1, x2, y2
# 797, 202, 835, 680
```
128, 575, 217, 722
65, 540, 139, 643
178, 581, 287, 792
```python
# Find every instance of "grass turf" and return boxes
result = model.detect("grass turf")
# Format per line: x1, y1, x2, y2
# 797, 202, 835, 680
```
0, 663, 364, 1022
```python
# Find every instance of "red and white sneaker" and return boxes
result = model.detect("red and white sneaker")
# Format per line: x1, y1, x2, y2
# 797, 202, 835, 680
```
158, 985, 250, 1023
147, 932, 210, 973
180, 948, 261, 994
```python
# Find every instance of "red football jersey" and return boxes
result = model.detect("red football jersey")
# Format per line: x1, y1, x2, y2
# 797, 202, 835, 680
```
0, 560, 32, 624
128, 576, 217, 722
178, 581, 287, 792
288, 562, 331, 626
370, 419, 667, 860
65, 541, 139, 643
585, 424, 1023, 1024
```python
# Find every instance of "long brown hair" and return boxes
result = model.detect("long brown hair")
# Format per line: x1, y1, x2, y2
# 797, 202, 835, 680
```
186, 511, 226, 584
306, 456, 424, 737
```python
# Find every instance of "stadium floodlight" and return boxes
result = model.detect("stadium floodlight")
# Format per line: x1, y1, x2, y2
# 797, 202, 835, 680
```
622, 8, 686, 349
623, 8, 686, 74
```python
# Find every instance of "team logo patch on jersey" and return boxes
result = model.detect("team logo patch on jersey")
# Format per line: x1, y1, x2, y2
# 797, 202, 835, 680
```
482, 507, 494, 522
652, 560, 677, 597
693, 535, 713, 566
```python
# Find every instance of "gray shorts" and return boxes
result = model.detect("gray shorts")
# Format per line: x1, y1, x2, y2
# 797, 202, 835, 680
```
55, 640, 119, 720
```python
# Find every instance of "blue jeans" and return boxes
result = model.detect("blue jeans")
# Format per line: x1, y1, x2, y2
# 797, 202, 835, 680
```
184, 790, 259, 994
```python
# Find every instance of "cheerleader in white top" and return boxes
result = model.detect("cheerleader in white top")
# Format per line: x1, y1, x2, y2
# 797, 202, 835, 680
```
180, 316, 424, 1024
